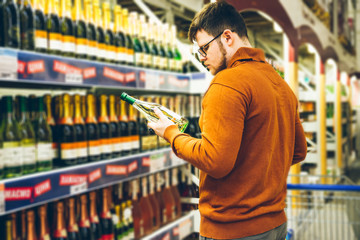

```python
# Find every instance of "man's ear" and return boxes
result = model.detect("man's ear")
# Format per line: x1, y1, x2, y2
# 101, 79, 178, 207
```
222, 29, 234, 46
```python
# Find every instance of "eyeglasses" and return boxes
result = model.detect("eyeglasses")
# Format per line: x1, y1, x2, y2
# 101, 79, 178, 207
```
197, 32, 223, 57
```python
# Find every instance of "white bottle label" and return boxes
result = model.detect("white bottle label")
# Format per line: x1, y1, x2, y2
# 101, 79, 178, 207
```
23, 146, 36, 165
131, 140, 139, 150
101, 144, 112, 154
35, 37, 47, 49
122, 141, 132, 151
36, 143, 52, 162
3, 147, 22, 167
76, 44, 88, 55
89, 146, 100, 156
77, 147, 88, 158
0, 149, 4, 169
61, 148, 77, 160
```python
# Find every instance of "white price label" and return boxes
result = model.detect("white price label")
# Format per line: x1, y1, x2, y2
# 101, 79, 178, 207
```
0, 184, 5, 214
65, 73, 83, 84
0, 48, 17, 79
70, 181, 88, 195
179, 218, 193, 239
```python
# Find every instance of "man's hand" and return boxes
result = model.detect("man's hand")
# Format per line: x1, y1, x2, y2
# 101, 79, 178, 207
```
147, 108, 175, 138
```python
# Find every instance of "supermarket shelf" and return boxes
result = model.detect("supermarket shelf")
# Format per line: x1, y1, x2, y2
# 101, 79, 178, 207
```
299, 91, 340, 103
142, 210, 198, 240
327, 137, 348, 151
302, 121, 317, 132
303, 152, 319, 165
326, 118, 347, 126
0, 148, 186, 216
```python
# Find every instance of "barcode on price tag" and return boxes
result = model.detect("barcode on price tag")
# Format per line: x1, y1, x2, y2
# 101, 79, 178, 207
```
65, 73, 83, 84
0, 183, 5, 214
0, 48, 17, 79
70, 181, 88, 195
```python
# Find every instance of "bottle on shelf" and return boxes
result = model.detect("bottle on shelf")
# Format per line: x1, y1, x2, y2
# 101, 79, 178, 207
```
149, 96, 160, 150
18, 0, 35, 50
139, 14, 151, 68
73, 0, 87, 59
184, 95, 197, 138
73, 94, 88, 164
127, 99, 140, 154
93, 0, 105, 62
117, 98, 131, 156
3, 214, 13, 240
45, 0, 62, 55
100, 187, 115, 240
108, 95, 121, 158
66, 198, 81, 240
162, 170, 176, 222
32, 96, 53, 172
170, 168, 182, 218
139, 176, 155, 235
85, 93, 101, 162
98, 94, 112, 160
171, 25, 182, 73
38, 205, 51, 240
120, 92, 189, 133
157, 96, 170, 148
17, 96, 36, 175
102, 2, 116, 63
114, 5, 126, 65
148, 20, 160, 70
129, 11, 143, 67
157, 24, 167, 71
25, 210, 37, 240
20, 209, 26, 240
33, 0, 47, 52
1, 96, 23, 178
79, 194, 92, 239
114, 183, 125, 240
3, 0, 21, 48
59, 0, 75, 57
155, 172, 167, 225
57, 94, 78, 167
138, 96, 150, 152
164, 23, 174, 71
126, 199, 135, 239
84, 0, 97, 60
148, 174, 161, 229
89, 191, 102, 240
44, 94, 58, 167
52, 201, 68, 240
122, 8, 134, 66
131, 179, 144, 238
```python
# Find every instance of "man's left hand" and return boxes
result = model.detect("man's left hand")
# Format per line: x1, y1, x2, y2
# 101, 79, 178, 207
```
147, 107, 175, 138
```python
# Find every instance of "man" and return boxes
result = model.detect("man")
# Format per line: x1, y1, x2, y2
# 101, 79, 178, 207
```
148, 1, 307, 239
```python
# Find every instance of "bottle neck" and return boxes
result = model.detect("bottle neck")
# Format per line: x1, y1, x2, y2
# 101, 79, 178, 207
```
109, 96, 117, 121
89, 192, 98, 218
38, 206, 49, 238
44, 96, 55, 125
11, 214, 17, 240
27, 211, 36, 240
98, 95, 109, 123
80, 196, 89, 221
74, 0, 84, 21
141, 178, 148, 197
85, 95, 97, 124
119, 101, 128, 121
102, 189, 111, 217
55, 202, 66, 232
84, 0, 91, 22
74, 96, 84, 124
59, 95, 73, 125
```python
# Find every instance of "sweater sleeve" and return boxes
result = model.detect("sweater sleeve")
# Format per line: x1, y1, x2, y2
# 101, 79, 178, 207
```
164, 84, 248, 179
292, 110, 307, 165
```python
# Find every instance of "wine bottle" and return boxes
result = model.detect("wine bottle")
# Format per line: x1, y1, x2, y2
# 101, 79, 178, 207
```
131, 180, 144, 239
18, 0, 35, 50
57, 94, 78, 167
44, 94, 58, 167
10, 213, 18, 240
170, 168, 182, 218
114, 5, 126, 65
33, 0, 47, 52
139, 177, 155, 234
157, 24, 167, 71
17, 96, 36, 175
25, 210, 37, 240
164, 23, 174, 71
103, 2, 116, 63
148, 174, 161, 229
85, 94, 101, 162
84, 0, 97, 60
184, 95, 197, 138
130, 12, 143, 67
100, 188, 115, 240
120, 92, 189, 132
46, 0, 61, 55
148, 21, 160, 70
38, 205, 51, 240
157, 96, 170, 148
171, 25, 182, 72
138, 97, 150, 153
3, 214, 13, 240
73, 94, 88, 164
155, 172, 167, 225
59, 0, 75, 57
20, 210, 26, 240
93, 0, 104, 62
109, 95, 121, 158
98, 95, 112, 160
66, 198, 81, 240
118, 99, 131, 156
127, 100, 140, 154
53, 201, 68, 240
73, 0, 87, 59
79, 194, 93, 240
89, 191, 102, 240
122, 8, 134, 66
1, 96, 23, 178
139, 14, 151, 68
3, 0, 21, 48
162, 170, 176, 222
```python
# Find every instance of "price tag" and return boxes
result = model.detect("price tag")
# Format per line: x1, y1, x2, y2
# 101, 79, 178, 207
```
145, 72, 159, 89
0, 183, 5, 214
70, 181, 88, 195
65, 73, 83, 84
179, 218, 193, 239
0, 48, 17, 79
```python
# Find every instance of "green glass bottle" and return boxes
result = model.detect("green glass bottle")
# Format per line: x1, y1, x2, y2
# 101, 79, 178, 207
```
93, 0, 105, 62
84, 0, 97, 60
18, 0, 35, 50
122, 9, 134, 66
164, 23, 173, 71
114, 5, 126, 64
59, 0, 74, 57
1, 96, 23, 178
130, 12, 143, 67
0, 0, 5, 47
3, 0, 21, 48
157, 24, 167, 71
103, 2, 115, 63
33, 0, 47, 52
73, 0, 87, 59
0, 118, 3, 179
17, 96, 36, 175
149, 21, 160, 70
139, 14, 151, 68
33, 96, 53, 172
46, 0, 61, 55
171, 25, 182, 72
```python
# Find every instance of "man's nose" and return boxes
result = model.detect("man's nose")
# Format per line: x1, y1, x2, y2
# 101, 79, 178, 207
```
199, 54, 206, 62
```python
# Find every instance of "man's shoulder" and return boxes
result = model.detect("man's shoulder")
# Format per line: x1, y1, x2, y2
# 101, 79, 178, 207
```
212, 65, 254, 91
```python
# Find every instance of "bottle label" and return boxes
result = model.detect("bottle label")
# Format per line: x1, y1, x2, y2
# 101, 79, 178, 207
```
76, 38, 88, 54
35, 30, 48, 49
141, 136, 152, 151
127, 49, 134, 63
102, 234, 114, 240
87, 40, 96, 57
0, 149, 3, 169
49, 33, 62, 51
121, 136, 132, 152
22, 145, 36, 165
39, 233, 51, 240
135, 52, 144, 66
36, 143, 53, 162
79, 219, 91, 228
158, 137, 169, 148
107, 46, 116, 61
52, 142, 58, 159
60, 143, 77, 160
117, 47, 126, 62
3, 142, 22, 167
111, 138, 122, 152
144, 54, 152, 67
62, 35, 76, 52
88, 140, 100, 156
160, 57, 167, 69
77, 141, 88, 158
148, 135, 158, 150
130, 135, 140, 150
170, 59, 177, 71
153, 55, 161, 69
97, 43, 105, 58
100, 139, 112, 154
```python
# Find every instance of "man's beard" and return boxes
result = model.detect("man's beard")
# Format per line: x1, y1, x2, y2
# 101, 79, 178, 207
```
212, 41, 227, 75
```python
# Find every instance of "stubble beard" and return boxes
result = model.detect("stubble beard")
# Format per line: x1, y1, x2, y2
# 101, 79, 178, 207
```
212, 41, 227, 75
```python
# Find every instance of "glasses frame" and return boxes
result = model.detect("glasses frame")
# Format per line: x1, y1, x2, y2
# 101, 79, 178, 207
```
197, 31, 223, 58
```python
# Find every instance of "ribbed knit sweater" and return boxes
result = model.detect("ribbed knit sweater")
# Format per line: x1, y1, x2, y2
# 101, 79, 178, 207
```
164, 47, 307, 239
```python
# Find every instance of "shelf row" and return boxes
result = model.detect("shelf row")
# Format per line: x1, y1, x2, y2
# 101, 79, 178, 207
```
0, 147, 186, 216
302, 118, 349, 132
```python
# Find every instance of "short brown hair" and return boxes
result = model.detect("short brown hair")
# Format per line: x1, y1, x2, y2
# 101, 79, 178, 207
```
188, 1, 248, 42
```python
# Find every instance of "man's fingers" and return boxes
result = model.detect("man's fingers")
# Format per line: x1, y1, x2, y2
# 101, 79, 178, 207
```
153, 107, 166, 120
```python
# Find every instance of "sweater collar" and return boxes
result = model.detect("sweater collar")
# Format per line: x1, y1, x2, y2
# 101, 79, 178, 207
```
228, 47, 266, 68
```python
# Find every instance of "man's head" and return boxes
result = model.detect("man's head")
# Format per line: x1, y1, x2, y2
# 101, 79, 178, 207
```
188, 1, 251, 75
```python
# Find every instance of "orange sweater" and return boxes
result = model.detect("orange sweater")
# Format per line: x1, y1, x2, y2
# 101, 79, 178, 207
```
164, 47, 307, 239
